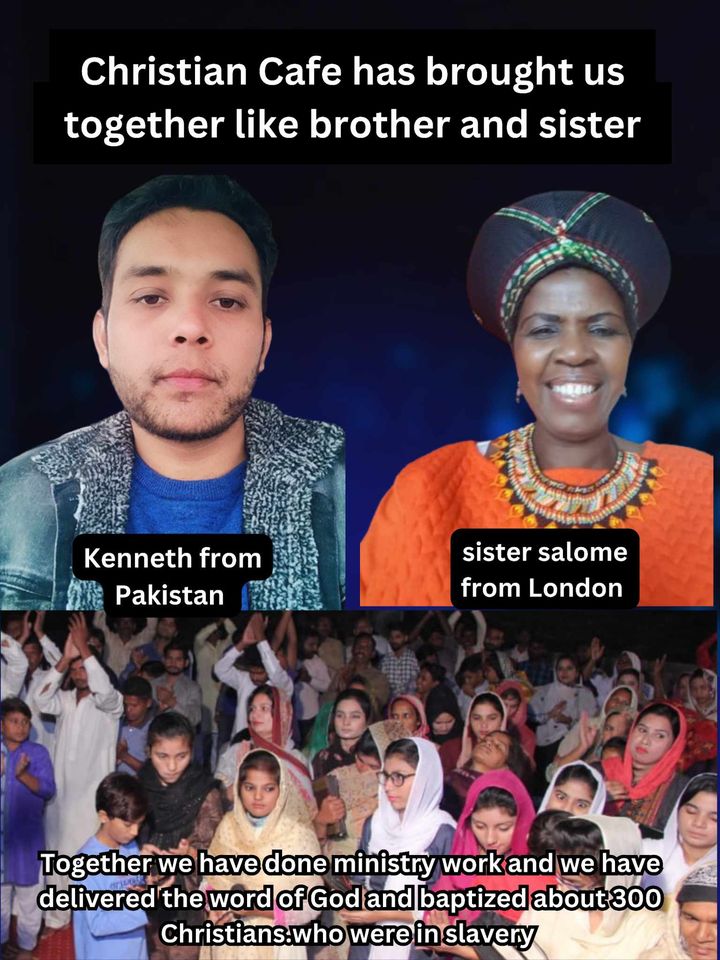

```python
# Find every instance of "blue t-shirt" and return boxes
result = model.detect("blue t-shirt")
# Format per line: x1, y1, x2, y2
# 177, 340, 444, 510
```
126, 455, 246, 535
126, 455, 248, 608
72, 836, 148, 960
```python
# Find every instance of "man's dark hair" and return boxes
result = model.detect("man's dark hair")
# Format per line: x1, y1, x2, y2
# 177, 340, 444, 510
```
1, 697, 31, 720
96, 772, 148, 821
353, 632, 376, 651
163, 640, 188, 660
123, 676, 153, 700
98, 174, 278, 314
141, 661, 165, 680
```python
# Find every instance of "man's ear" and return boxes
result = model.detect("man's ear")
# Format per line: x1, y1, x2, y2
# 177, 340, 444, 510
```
258, 317, 272, 373
93, 310, 110, 370
97, 810, 110, 824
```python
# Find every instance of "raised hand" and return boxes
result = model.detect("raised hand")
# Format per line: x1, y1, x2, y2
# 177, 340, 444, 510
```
589, 636, 605, 664
652, 654, 667, 677
578, 711, 596, 753
33, 611, 46, 640
68, 613, 91, 655
237, 612, 268, 649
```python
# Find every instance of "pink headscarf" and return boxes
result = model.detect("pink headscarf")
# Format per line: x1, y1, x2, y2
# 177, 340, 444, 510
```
457, 691, 507, 767
450, 769, 535, 857
431, 770, 540, 923
387, 693, 430, 738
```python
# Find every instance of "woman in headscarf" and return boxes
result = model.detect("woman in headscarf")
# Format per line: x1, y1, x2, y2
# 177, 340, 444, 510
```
594, 650, 654, 704
641, 773, 717, 894
603, 701, 688, 828
431, 771, 540, 926
497, 679, 537, 767
424, 684, 464, 775
443, 728, 531, 820
545, 683, 637, 780
539, 761, 607, 816
688, 669, 717, 720
518, 814, 666, 958
530, 656, 597, 781
457, 692, 507, 767
361, 190, 713, 608
214, 684, 316, 818
313, 689, 372, 778
388, 693, 430, 738
639, 861, 717, 960
138, 712, 224, 960
201, 749, 324, 960
339, 737, 456, 960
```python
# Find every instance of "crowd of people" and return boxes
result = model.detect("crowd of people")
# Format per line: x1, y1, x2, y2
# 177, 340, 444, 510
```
0, 609, 716, 960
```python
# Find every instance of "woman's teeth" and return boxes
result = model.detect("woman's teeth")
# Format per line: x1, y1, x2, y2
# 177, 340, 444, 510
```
551, 383, 597, 396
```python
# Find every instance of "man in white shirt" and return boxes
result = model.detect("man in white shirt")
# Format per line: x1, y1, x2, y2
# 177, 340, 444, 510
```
1, 613, 30, 699
19, 611, 63, 749
212, 613, 293, 736
35, 613, 123, 930
92, 611, 157, 676
194, 618, 235, 766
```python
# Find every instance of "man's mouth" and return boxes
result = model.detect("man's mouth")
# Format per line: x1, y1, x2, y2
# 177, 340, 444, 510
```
159, 368, 217, 390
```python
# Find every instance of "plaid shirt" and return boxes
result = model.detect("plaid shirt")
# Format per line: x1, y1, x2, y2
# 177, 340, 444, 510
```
525, 658, 554, 688
381, 647, 420, 697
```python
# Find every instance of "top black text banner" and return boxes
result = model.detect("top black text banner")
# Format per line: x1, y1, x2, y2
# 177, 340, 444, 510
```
33, 29, 671, 163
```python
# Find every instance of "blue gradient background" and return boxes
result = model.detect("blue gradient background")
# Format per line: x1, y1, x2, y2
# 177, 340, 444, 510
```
5, 4, 718, 609
5, 165, 718, 607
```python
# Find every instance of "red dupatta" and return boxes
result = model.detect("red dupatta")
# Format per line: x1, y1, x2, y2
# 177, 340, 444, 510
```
602, 701, 687, 800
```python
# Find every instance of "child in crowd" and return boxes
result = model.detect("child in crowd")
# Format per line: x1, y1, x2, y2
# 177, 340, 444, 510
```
117, 677, 156, 775
1, 697, 56, 960
73, 772, 153, 959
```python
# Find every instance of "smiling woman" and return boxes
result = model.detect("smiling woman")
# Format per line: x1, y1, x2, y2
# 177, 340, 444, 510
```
360, 190, 713, 607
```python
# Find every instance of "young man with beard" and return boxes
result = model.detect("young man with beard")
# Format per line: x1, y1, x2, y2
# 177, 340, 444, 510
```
381, 621, 419, 698
0, 174, 345, 610
149, 641, 202, 730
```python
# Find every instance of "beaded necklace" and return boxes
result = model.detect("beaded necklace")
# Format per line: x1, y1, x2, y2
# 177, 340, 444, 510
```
489, 423, 664, 528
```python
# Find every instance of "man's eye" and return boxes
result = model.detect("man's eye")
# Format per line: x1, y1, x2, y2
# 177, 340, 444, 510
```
213, 297, 245, 309
133, 294, 165, 305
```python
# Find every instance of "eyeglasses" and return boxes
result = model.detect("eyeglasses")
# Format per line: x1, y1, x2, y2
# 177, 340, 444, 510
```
376, 771, 416, 787
555, 875, 600, 892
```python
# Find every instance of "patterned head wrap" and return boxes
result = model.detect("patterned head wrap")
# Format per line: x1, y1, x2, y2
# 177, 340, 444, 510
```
677, 861, 718, 904
467, 190, 671, 342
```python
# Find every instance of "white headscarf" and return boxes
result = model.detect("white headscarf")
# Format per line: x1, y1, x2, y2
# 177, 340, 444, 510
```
366, 737, 455, 960
539, 761, 607, 815
687, 669, 717, 719
642, 773, 717, 893
577, 815, 645, 937
610, 650, 654, 701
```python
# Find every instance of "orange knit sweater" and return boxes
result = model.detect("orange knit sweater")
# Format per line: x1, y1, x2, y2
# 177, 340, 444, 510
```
360, 439, 713, 607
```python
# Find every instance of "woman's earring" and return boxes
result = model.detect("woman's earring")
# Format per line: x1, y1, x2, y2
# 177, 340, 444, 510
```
515, 382, 522, 404
622, 386, 628, 398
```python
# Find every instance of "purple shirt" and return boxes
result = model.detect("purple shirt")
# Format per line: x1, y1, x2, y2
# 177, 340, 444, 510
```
2, 739, 55, 884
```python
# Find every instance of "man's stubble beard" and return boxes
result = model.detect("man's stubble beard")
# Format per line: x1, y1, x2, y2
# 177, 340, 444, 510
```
107, 363, 260, 442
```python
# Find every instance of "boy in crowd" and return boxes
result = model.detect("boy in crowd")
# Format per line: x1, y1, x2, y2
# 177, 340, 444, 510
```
73, 772, 151, 960
117, 678, 156, 775
1, 697, 56, 959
